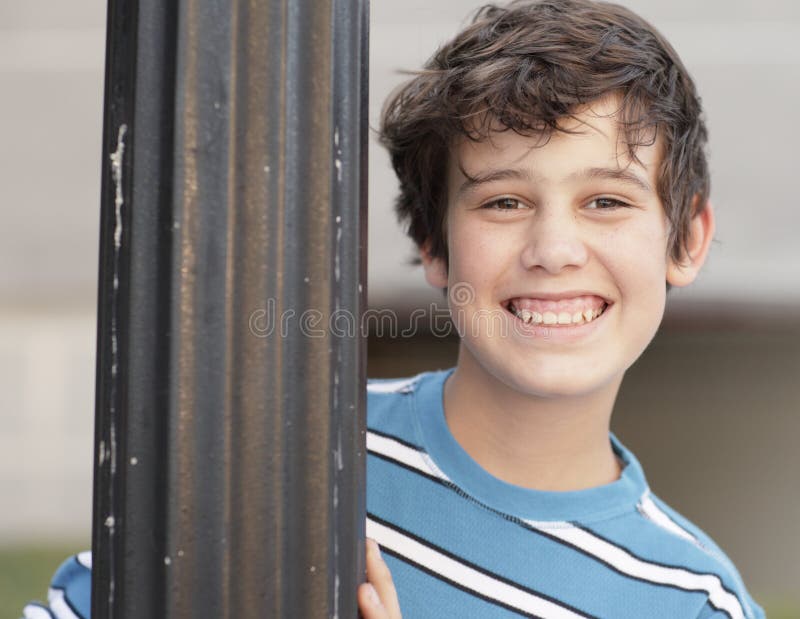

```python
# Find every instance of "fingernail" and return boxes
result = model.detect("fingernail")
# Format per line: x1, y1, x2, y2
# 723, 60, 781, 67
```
366, 583, 380, 606
367, 538, 382, 560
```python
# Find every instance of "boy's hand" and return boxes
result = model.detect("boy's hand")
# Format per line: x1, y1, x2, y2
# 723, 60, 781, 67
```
357, 538, 402, 619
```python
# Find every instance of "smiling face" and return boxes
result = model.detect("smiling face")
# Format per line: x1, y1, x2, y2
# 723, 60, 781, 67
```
423, 96, 710, 401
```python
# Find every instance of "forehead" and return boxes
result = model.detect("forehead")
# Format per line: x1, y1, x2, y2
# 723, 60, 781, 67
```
449, 97, 662, 195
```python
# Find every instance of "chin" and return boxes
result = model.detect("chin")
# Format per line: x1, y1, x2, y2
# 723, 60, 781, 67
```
507, 370, 612, 400
480, 351, 622, 402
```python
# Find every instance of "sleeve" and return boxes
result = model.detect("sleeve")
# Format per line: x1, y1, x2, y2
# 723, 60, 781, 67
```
21, 551, 92, 619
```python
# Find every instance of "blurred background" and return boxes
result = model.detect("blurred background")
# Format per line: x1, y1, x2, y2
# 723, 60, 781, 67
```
1, 0, 797, 616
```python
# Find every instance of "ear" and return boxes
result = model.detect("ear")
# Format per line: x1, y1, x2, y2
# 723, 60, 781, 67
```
666, 199, 715, 288
420, 240, 448, 289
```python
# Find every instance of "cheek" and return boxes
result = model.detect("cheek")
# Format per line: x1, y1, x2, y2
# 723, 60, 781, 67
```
446, 221, 503, 284
603, 219, 670, 276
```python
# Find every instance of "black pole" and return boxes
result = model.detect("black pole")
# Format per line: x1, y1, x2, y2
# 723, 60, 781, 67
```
91, 1, 368, 617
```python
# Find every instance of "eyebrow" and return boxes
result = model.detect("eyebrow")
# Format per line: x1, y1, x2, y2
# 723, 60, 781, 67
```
456, 167, 540, 198
456, 165, 653, 197
570, 167, 653, 194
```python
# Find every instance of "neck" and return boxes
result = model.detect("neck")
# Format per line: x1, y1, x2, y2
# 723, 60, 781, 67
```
444, 350, 623, 492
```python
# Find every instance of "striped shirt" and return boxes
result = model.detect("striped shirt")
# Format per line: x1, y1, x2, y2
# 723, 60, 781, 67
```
22, 551, 91, 619
366, 370, 764, 619
23, 369, 764, 618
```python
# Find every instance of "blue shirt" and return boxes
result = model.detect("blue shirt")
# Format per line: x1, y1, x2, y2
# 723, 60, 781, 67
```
365, 370, 763, 619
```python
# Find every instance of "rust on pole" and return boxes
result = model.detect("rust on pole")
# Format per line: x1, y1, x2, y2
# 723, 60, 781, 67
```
92, 1, 368, 617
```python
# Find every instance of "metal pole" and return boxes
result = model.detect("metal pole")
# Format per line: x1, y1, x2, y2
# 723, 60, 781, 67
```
91, 1, 368, 617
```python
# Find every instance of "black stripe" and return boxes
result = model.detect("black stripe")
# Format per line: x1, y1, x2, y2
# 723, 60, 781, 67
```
381, 546, 541, 619
367, 427, 425, 452
368, 512, 597, 619
23, 602, 56, 619
370, 444, 685, 597
367, 444, 530, 527
368, 449, 445, 485
49, 586, 86, 619
371, 444, 738, 617
368, 448, 536, 531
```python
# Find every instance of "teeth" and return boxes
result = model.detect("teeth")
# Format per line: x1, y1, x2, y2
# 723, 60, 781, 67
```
512, 303, 607, 326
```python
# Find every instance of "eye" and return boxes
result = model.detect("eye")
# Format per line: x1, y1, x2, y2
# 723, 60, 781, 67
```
586, 197, 630, 210
482, 197, 526, 210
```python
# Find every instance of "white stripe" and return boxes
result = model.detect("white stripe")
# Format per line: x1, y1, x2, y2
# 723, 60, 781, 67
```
367, 517, 589, 619
526, 523, 745, 619
46, 589, 81, 619
22, 605, 55, 619
367, 431, 451, 482
76, 551, 92, 569
638, 493, 698, 545
638, 495, 754, 619
366, 376, 418, 394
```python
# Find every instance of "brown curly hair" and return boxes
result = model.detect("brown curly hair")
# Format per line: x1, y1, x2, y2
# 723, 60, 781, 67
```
380, 0, 709, 267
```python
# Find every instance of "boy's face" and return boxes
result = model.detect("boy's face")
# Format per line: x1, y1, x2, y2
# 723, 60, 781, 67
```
423, 95, 706, 400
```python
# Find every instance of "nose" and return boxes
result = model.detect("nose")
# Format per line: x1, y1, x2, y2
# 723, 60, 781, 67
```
519, 211, 589, 274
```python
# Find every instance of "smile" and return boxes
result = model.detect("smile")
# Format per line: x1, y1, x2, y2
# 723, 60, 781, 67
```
504, 295, 610, 327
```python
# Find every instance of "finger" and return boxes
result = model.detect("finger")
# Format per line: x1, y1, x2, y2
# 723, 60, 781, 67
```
358, 582, 389, 619
366, 538, 402, 618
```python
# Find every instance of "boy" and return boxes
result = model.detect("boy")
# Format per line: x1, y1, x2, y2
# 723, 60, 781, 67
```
26, 1, 765, 618
357, 1, 764, 617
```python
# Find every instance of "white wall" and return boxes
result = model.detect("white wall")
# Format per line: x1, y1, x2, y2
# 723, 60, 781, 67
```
0, 312, 95, 542
0, 1, 105, 543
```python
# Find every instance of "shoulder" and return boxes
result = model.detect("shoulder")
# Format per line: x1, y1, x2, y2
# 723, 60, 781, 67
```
624, 490, 765, 619
366, 372, 427, 421
366, 370, 449, 446
366, 369, 451, 409
366, 373, 426, 450
637, 492, 740, 569
22, 552, 92, 619
600, 438, 764, 617
366, 374, 423, 400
